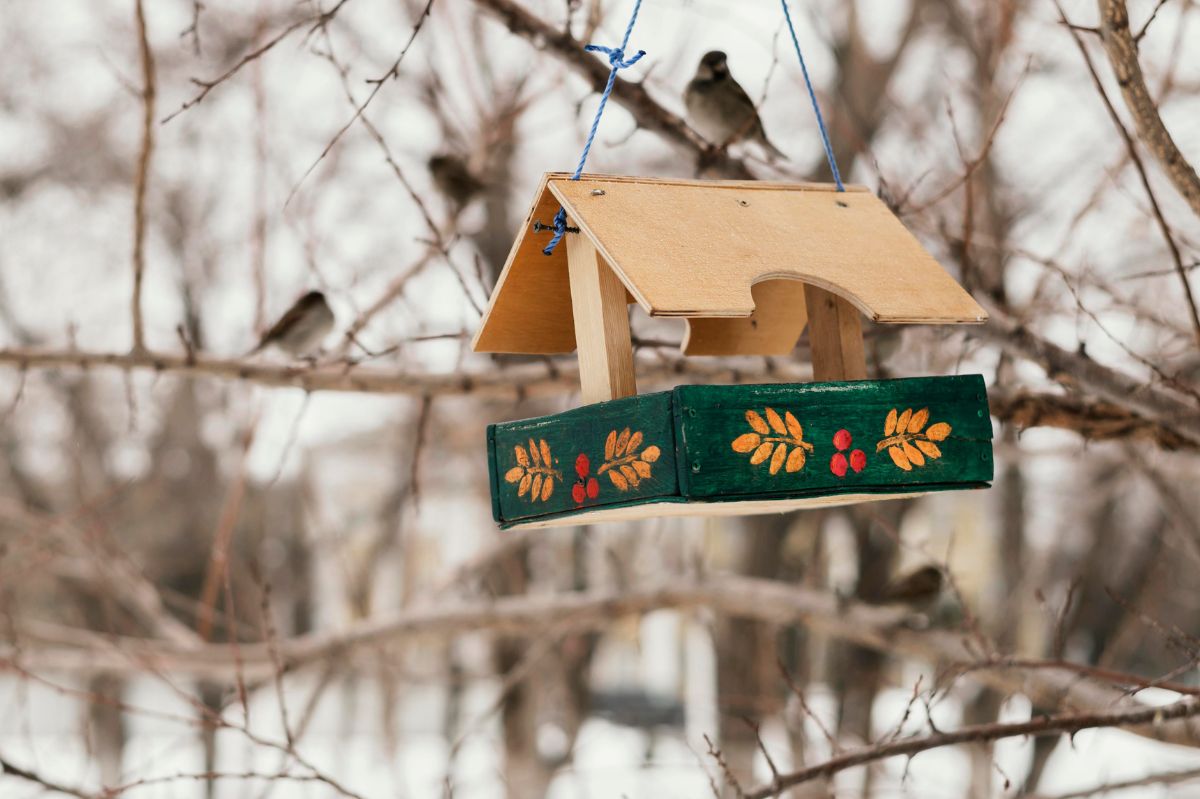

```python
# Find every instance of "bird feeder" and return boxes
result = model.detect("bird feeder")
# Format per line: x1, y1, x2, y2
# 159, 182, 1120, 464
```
474, 173, 993, 529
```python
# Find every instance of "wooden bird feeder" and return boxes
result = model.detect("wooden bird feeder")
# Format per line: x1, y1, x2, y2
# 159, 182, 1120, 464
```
474, 174, 993, 529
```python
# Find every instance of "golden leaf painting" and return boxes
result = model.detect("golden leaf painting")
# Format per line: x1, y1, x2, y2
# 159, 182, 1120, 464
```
731, 408, 814, 476
876, 408, 951, 471
504, 438, 561, 502
598, 427, 661, 491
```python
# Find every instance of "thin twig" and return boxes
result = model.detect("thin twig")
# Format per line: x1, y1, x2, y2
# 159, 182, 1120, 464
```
163, 0, 355, 123
131, 0, 156, 354
743, 698, 1200, 799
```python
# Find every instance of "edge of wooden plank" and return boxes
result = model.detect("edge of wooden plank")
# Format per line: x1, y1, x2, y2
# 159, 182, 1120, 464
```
471, 172, 557, 353
545, 172, 870, 193
485, 423, 503, 524
500, 485, 992, 530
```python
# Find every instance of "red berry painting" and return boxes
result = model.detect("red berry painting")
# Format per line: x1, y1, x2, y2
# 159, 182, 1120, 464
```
830, 428, 867, 477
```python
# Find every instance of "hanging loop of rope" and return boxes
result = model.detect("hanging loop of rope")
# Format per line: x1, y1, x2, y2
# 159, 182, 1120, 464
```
780, 0, 844, 191
540, 0, 646, 255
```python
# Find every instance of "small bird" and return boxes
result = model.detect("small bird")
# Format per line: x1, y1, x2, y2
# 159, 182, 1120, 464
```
684, 50, 786, 160
871, 565, 945, 612
428, 153, 485, 213
249, 291, 335, 358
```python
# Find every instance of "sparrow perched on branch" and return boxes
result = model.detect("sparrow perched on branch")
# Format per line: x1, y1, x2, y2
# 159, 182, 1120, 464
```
871, 565, 945, 612
428, 153, 485, 213
249, 291, 335, 358
684, 50, 786, 161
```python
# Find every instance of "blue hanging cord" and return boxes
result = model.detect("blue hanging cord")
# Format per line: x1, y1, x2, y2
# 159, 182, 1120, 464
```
541, 0, 646, 255
780, 0, 844, 191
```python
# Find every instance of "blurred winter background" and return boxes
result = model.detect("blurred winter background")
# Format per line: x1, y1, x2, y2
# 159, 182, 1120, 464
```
2, 0, 1200, 796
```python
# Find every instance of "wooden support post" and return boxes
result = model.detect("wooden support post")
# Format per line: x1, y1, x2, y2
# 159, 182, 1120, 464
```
566, 224, 637, 404
805, 285, 867, 382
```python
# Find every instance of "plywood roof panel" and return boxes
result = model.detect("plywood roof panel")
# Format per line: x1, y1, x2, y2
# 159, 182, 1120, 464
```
472, 173, 986, 355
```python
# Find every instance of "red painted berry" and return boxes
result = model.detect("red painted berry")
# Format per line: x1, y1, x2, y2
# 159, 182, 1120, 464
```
572, 483, 586, 504
833, 429, 852, 451
575, 453, 590, 479
586, 477, 600, 499
830, 452, 848, 477
849, 449, 867, 473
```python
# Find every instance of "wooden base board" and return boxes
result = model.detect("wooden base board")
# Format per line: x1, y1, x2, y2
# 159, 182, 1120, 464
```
505, 491, 945, 529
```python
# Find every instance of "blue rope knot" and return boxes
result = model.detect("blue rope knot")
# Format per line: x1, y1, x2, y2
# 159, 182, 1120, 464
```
584, 44, 645, 70
539, 0, 646, 256
542, 208, 570, 255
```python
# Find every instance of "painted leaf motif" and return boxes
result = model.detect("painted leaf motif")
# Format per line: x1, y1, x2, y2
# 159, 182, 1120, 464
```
515, 445, 529, 467
640, 446, 661, 463
908, 408, 929, 434
885, 408, 898, 436
746, 410, 770, 435
896, 409, 913, 435
531, 473, 543, 500
608, 469, 629, 491
926, 422, 951, 442
615, 428, 632, 457
888, 446, 912, 471
632, 460, 652, 479
540, 476, 554, 501
785, 411, 804, 441
518, 473, 532, 496
901, 440, 925, 467
785, 446, 806, 473
539, 439, 553, 468
750, 442, 774, 465
732, 433, 762, 453
915, 440, 942, 459
626, 431, 643, 456
504, 467, 524, 483
765, 407, 787, 435
769, 443, 787, 475
620, 464, 640, 486
605, 430, 617, 460
529, 439, 542, 467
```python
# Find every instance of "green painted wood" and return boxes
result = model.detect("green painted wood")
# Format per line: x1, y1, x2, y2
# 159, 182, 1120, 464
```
674, 376, 992, 500
489, 391, 678, 524
486, 376, 993, 528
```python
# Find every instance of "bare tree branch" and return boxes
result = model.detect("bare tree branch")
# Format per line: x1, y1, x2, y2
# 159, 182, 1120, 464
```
0, 341, 1196, 450
1097, 0, 1200, 219
0, 754, 92, 799
131, 0, 156, 353
1057, 2, 1200, 348
988, 386, 1195, 450
742, 697, 1200, 799
975, 298, 1200, 446
10, 575, 1200, 747
470, 0, 753, 178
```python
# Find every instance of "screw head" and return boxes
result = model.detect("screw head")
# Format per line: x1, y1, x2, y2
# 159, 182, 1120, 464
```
687, 408, 697, 418
691, 461, 701, 473
737, 199, 749, 207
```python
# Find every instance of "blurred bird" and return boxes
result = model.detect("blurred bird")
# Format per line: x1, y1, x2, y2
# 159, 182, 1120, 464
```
428, 153, 485, 213
248, 291, 335, 358
684, 50, 786, 161
871, 565, 945, 612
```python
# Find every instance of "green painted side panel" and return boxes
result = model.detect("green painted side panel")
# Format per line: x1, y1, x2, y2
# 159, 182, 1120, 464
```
485, 424, 503, 524
490, 392, 678, 524
486, 376, 993, 528
674, 376, 993, 499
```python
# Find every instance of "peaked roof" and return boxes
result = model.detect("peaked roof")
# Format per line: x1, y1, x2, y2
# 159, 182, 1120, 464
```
472, 173, 986, 355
